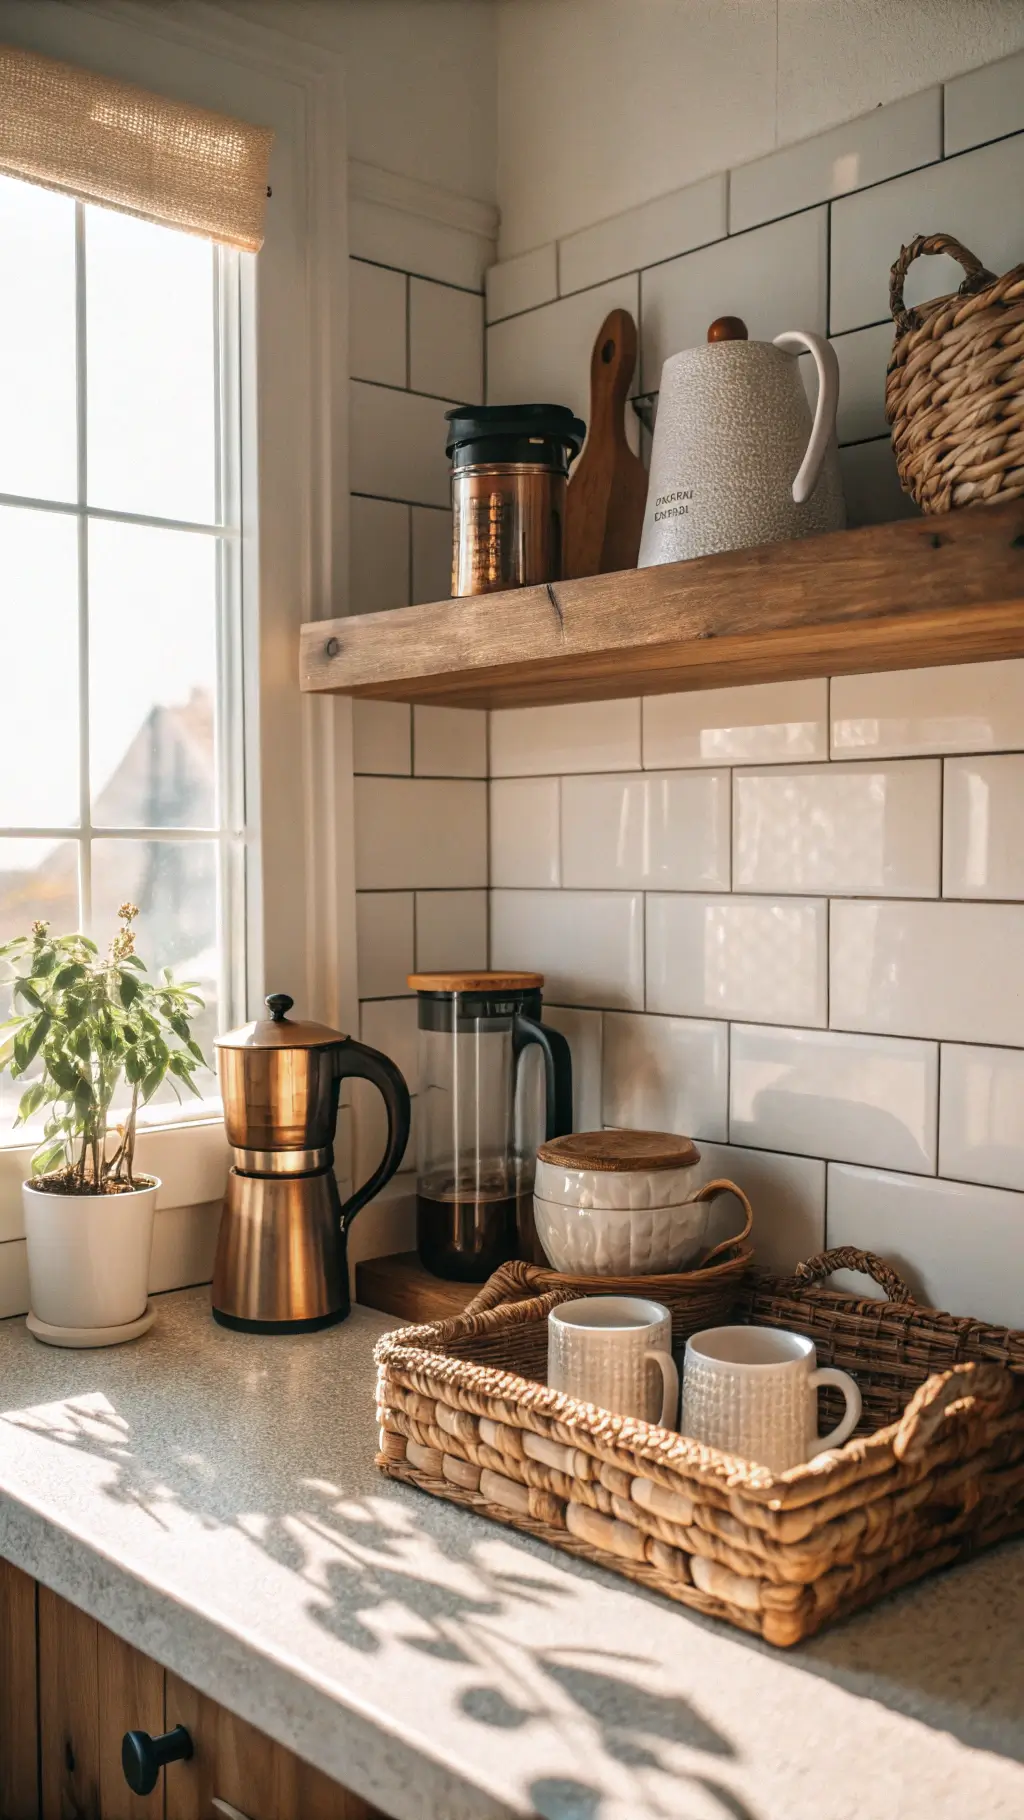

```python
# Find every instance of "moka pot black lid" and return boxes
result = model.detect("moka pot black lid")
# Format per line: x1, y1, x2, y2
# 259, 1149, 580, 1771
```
445, 402, 586, 472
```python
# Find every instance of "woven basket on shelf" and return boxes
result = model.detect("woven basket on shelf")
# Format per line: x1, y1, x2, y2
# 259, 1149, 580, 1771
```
885, 231, 1024, 513
375, 1248, 1024, 1648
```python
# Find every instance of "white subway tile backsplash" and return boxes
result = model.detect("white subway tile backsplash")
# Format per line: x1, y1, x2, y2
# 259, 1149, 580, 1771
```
352, 700, 412, 777
943, 755, 1024, 898
647, 895, 827, 1027
354, 777, 487, 889
643, 680, 829, 768
357, 891, 415, 998
349, 259, 407, 387
692, 1143, 825, 1275
487, 275, 641, 451
831, 659, 1024, 760
491, 890, 644, 1010
350, 496, 410, 615
945, 50, 1024, 154
490, 778, 560, 888
562, 770, 730, 891
559, 174, 726, 297
348, 197, 489, 294
939, 1043, 1024, 1193
491, 698, 641, 777
830, 900, 1024, 1045
415, 889, 488, 973
411, 507, 453, 605
602, 1011, 728, 1142
414, 706, 488, 777
544, 1004, 603, 1131
831, 133, 1024, 334
733, 760, 941, 897
730, 1024, 938, 1173
832, 323, 893, 446
355, 997, 420, 1181
485, 244, 558, 324
838, 438, 918, 527
730, 90, 940, 234
827, 1163, 1024, 1328
641, 208, 827, 390
348, 1175, 416, 1272
409, 277, 484, 402
349, 380, 452, 508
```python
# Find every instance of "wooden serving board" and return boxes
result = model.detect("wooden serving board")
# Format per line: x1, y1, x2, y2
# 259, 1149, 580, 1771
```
563, 307, 649, 577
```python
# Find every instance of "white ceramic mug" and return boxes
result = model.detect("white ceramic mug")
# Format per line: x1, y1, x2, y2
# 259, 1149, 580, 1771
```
548, 1296, 679, 1426
681, 1325, 861, 1473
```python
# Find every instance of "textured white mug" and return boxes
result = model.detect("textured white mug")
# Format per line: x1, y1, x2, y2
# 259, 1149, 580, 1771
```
548, 1296, 679, 1426
681, 1325, 861, 1473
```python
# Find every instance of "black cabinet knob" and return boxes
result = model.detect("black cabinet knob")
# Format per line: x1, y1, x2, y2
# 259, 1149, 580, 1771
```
121, 1724, 194, 1796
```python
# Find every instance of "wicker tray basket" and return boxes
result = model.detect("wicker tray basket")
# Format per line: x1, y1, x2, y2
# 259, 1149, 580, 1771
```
374, 1248, 1024, 1647
885, 231, 1024, 513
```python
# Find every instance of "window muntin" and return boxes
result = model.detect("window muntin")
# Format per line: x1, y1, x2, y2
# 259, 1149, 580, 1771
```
0, 174, 245, 1138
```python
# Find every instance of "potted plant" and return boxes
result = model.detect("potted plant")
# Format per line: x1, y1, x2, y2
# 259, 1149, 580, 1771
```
0, 905, 207, 1345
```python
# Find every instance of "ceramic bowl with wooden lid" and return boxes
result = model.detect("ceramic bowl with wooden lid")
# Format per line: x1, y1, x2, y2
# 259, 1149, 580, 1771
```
533, 1130, 747, 1275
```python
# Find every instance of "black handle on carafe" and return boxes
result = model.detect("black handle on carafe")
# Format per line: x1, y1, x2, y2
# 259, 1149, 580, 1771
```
513, 1015, 573, 1140
336, 1039, 412, 1230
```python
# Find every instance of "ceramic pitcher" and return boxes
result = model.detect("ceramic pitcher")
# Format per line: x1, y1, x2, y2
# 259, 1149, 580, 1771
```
638, 318, 845, 565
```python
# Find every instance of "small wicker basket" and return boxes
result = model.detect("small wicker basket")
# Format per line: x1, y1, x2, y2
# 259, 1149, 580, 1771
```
885, 231, 1024, 513
375, 1248, 1024, 1647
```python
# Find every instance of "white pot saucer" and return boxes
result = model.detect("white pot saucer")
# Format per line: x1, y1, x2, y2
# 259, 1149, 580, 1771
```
26, 1302, 156, 1349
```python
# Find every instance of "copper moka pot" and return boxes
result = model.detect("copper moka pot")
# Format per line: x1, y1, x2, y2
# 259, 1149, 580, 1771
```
212, 993, 410, 1332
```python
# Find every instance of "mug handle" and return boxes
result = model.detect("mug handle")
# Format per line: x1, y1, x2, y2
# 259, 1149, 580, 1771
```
808, 1368, 862, 1456
644, 1348, 680, 1428
693, 1179, 753, 1266
772, 329, 840, 505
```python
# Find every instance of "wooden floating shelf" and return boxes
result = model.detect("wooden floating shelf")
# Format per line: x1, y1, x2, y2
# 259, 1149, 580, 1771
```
301, 502, 1024, 711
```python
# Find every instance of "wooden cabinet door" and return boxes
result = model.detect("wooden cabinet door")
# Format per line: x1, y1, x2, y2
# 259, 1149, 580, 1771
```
0, 1558, 38, 1820
164, 1675, 382, 1820
38, 1586, 163, 1820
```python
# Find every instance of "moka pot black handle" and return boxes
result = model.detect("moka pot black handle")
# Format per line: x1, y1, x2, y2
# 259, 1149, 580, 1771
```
336, 1038, 411, 1230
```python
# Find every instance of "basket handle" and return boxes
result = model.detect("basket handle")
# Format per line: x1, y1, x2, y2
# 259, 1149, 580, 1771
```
694, 1179, 753, 1267
793, 1247, 915, 1304
893, 1360, 1020, 1461
889, 232, 997, 336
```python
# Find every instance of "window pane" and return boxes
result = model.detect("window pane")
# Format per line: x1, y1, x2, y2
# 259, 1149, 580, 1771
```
86, 207, 217, 523
92, 839, 220, 1108
0, 837, 80, 1139
0, 506, 80, 826
89, 520, 217, 828
0, 176, 77, 503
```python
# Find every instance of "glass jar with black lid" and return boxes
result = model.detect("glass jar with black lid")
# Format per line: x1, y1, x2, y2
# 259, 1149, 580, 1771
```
445, 403, 585, 596
409, 971, 573, 1281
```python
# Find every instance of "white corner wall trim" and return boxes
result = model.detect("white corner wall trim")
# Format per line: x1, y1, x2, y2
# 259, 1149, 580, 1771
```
349, 159, 499, 244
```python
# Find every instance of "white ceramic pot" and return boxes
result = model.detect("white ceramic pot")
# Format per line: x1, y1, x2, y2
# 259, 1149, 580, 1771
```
638, 328, 845, 565
22, 1177, 159, 1332
534, 1191, 711, 1275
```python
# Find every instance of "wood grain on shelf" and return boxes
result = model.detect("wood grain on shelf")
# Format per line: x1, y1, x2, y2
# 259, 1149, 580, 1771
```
0, 1558, 38, 1820
356, 1252, 478, 1325
301, 502, 1024, 709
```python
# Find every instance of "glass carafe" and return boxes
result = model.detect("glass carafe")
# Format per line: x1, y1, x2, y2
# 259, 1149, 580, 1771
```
410, 972, 572, 1282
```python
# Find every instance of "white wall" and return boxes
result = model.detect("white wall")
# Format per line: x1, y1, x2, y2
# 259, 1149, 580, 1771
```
220, 0, 497, 201
495, 0, 1024, 254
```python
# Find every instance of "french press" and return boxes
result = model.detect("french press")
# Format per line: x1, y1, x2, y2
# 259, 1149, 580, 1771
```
409, 971, 573, 1282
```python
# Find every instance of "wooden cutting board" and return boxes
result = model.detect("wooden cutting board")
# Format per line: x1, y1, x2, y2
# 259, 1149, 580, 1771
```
563, 307, 649, 577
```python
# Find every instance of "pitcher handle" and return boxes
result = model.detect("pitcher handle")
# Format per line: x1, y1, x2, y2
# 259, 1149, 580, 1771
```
773, 329, 839, 505
513, 1014, 573, 1141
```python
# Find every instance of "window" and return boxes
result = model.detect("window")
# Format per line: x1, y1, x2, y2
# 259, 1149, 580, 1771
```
0, 174, 247, 1136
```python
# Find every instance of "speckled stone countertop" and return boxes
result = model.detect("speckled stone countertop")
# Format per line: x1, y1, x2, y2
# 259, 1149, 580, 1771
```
0, 1288, 1022, 1820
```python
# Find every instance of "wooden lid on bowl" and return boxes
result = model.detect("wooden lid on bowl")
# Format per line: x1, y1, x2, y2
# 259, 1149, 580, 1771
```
537, 1129, 700, 1172
407, 970, 543, 992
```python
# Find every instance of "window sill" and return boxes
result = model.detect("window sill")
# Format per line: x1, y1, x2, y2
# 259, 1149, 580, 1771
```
0, 1116, 229, 1240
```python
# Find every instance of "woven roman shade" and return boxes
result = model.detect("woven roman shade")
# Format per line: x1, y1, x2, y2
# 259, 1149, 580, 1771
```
0, 41, 273, 251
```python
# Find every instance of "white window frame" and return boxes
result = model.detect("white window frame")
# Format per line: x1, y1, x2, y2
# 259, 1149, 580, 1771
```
0, 0, 355, 1216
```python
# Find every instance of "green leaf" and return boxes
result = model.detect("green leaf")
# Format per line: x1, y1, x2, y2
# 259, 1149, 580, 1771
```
119, 973, 141, 1009
74, 1077, 94, 1116
15, 1080, 48, 1125
141, 1059, 167, 1102
31, 1141, 67, 1177
53, 963, 86, 990
33, 947, 56, 976
168, 1052, 202, 1097
186, 1038, 206, 1065
14, 979, 42, 1010
124, 1049, 146, 1084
